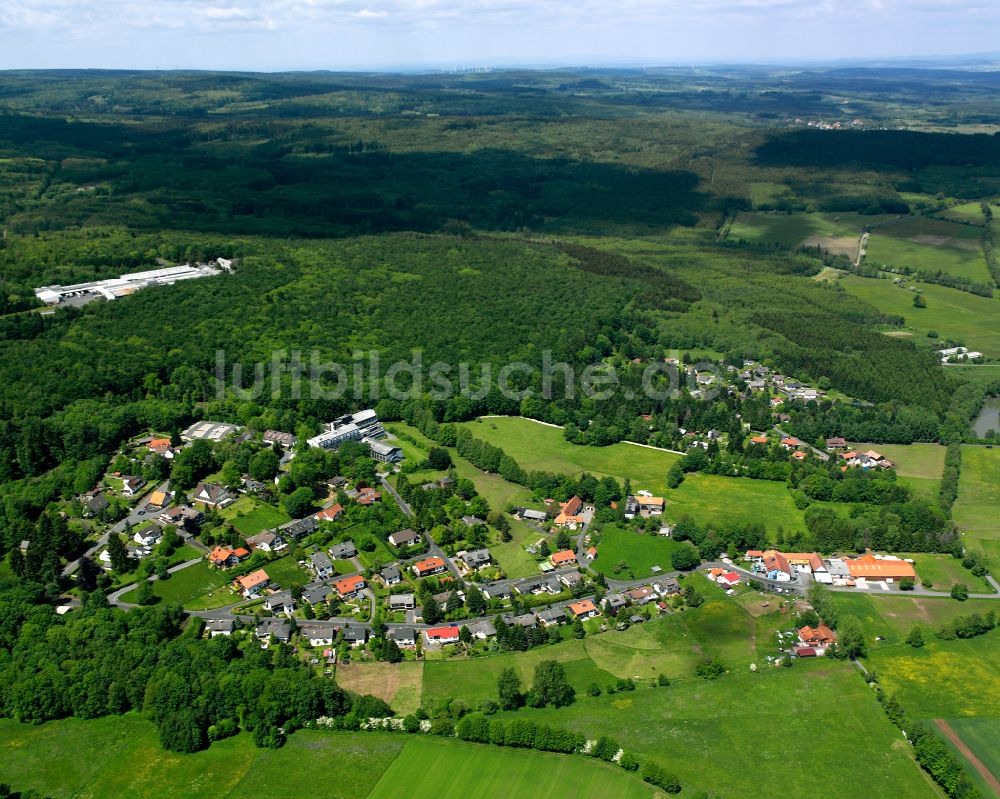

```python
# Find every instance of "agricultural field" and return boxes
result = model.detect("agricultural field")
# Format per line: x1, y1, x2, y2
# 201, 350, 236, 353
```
953, 447, 1000, 563
727, 211, 895, 254
594, 525, 688, 579
460, 417, 681, 492
840, 275, 1000, 357
220, 496, 290, 536
117, 559, 234, 608
935, 718, 1000, 799
336, 662, 424, 715
847, 442, 945, 499
909, 553, 993, 593
494, 661, 936, 799
367, 736, 657, 799
937, 202, 1000, 225
462, 417, 812, 535
0, 715, 405, 799
865, 216, 991, 283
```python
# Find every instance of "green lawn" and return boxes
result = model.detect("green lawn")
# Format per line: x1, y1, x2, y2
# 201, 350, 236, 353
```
494, 662, 936, 799
954, 447, 1000, 563
840, 275, 1000, 357
594, 526, 686, 579
118, 559, 234, 608
938, 202, 1000, 226
264, 553, 313, 589
220, 496, 290, 536
459, 417, 680, 492
0, 715, 405, 799
910, 553, 993, 593
847, 442, 945, 499
367, 736, 656, 799
728, 211, 895, 250
866, 216, 991, 283
937, 718, 1000, 799
460, 417, 812, 535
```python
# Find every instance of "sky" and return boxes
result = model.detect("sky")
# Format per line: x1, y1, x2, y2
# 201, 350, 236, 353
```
0, 0, 997, 71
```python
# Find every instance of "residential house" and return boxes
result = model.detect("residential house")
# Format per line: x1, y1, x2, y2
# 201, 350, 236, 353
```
191, 482, 233, 508
624, 494, 664, 518
241, 476, 267, 495
550, 549, 578, 568
585, 546, 598, 560
558, 571, 583, 589
245, 530, 285, 552
209, 546, 249, 569
264, 591, 296, 616
509, 613, 538, 629
759, 550, 793, 582
798, 624, 837, 647
567, 599, 598, 620
302, 585, 333, 606
388, 528, 420, 548
146, 489, 171, 508
554, 495, 584, 528
536, 607, 566, 627
466, 620, 497, 640
256, 619, 291, 643
300, 624, 334, 647
334, 575, 366, 599
83, 494, 109, 518
603, 593, 627, 613
424, 625, 461, 646
459, 548, 492, 570
783, 552, 825, 574
483, 584, 513, 600
278, 518, 318, 541
825, 437, 847, 450
356, 486, 381, 505
718, 571, 741, 588
121, 475, 145, 497
626, 586, 657, 605
461, 515, 485, 529
749, 435, 769, 446
262, 430, 296, 448
314, 503, 344, 522
205, 618, 234, 637
133, 524, 163, 548
235, 569, 270, 598
780, 437, 801, 450
342, 626, 368, 647
328, 540, 358, 561
158, 504, 203, 531
389, 593, 416, 612
310, 551, 334, 579
654, 578, 681, 596
519, 577, 561, 595
412, 556, 448, 578
388, 627, 416, 648
381, 564, 403, 586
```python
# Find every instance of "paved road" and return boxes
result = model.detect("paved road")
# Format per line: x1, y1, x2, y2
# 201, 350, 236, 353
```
771, 425, 830, 461
62, 480, 172, 577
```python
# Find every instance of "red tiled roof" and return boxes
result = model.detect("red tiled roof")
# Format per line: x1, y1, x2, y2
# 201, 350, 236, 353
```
425, 625, 460, 640
315, 503, 344, 521
568, 599, 597, 616
561, 496, 583, 516
335, 575, 366, 595
237, 569, 269, 589
413, 556, 446, 574
551, 549, 577, 565
845, 554, 915, 580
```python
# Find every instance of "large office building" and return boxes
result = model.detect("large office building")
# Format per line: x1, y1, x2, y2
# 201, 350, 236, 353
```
306, 409, 385, 450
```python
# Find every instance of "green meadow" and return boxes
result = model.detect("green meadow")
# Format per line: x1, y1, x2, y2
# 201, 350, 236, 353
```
494, 662, 935, 799
728, 211, 895, 250
594, 525, 687, 579
936, 718, 1000, 799
221, 496, 291, 536
367, 736, 656, 799
954, 447, 1000, 563
118, 559, 233, 608
0, 716, 404, 799
462, 417, 812, 535
866, 216, 991, 283
846, 442, 944, 498
840, 275, 1000, 357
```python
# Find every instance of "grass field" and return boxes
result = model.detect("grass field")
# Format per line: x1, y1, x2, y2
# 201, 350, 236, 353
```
954, 447, 1000, 563
263, 553, 313, 588
728, 211, 894, 251
337, 662, 424, 715
221, 496, 290, 536
118, 559, 234, 608
868, 635, 1000, 720
367, 736, 656, 799
0, 715, 405, 799
461, 417, 812, 535
840, 275, 1000, 357
849, 442, 945, 498
910, 553, 993, 593
936, 718, 1000, 799
494, 662, 936, 799
595, 526, 686, 579
938, 202, 1000, 226
461, 417, 680, 492
866, 216, 991, 283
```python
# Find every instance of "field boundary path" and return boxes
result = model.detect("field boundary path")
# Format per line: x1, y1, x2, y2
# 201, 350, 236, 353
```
933, 719, 1000, 797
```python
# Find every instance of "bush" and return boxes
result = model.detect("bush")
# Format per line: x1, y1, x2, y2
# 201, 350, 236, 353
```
641, 762, 681, 793
619, 751, 639, 771
670, 545, 699, 571
207, 718, 237, 741
694, 657, 726, 680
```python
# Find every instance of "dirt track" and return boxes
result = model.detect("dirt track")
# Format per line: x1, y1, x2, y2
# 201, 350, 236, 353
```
934, 719, 1000, 797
